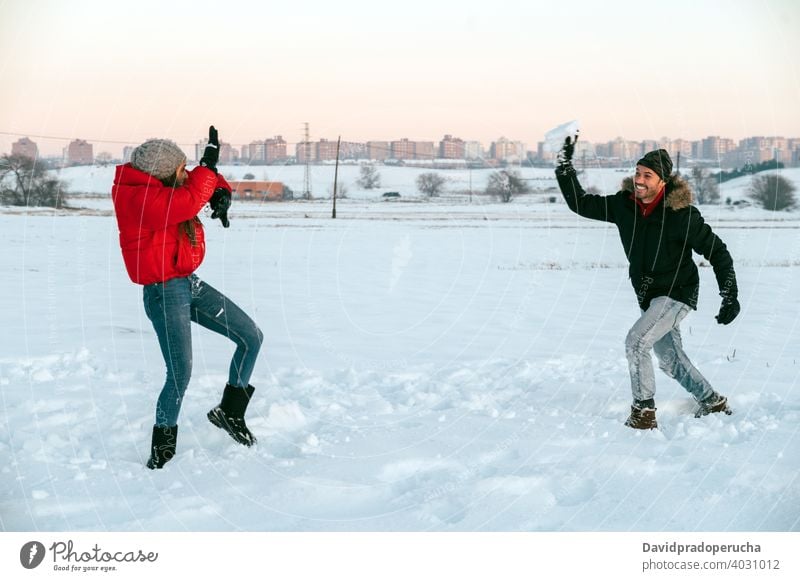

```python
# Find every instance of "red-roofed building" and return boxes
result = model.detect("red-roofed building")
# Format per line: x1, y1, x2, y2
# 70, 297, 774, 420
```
228, 180, 291, 201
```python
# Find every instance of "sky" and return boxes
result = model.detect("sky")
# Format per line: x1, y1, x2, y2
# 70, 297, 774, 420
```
1, 0, 799, 157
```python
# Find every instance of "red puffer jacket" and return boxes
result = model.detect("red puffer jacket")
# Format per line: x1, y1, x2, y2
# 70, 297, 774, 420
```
112, 163, 231, 285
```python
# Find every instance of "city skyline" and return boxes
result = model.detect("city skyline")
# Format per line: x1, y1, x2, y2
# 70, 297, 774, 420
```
11, 131, 799, 170
1, 0, 799, 157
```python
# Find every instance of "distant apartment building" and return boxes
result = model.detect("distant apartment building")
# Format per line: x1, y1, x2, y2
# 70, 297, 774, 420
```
195, 139, 208, 163
665, 138, 693, 161
640, 140, 659, 157
722, 148, 772, 167
65, 139, 93, 165
604, 138, 640, 161
439, 135, 465, 159
390, 138, 436, 160
265, 136, 287, 163
723, 136, 794, 167
490, 137, 526, 163
790, 139, 800, 167
242, 140, 278, 164
367, 141, 389, 161
464, 141, 484, 161
537, 141, 556, 162
288, 138, 365, 163
738, 136, 783, 150
243, 141, 266, 164
220, 142, 237, 165
194, 139, 234, 164
697, 136, 736, 161
537, 133, 799, 169
414, 141, 435, 161
574, 141, 595, 165
315, 138, 339, 162
240, 136, 287, 164
122, 146, 135, 163
339, 141, 367, 160
295, 140, 313, 164
391, 138, 415, 160
12, 137, 38, 159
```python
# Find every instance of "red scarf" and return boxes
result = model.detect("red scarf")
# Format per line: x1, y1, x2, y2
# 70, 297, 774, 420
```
632, 185, 665, 217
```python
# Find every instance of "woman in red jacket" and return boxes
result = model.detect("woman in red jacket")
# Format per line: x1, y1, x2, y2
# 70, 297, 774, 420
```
112, 127, 263, 469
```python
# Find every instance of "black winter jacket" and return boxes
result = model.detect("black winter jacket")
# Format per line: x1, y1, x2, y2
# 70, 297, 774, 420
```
556, 167, 737, 311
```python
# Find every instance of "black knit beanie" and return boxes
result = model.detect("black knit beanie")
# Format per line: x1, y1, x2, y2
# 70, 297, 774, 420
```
636, 149, 673, 181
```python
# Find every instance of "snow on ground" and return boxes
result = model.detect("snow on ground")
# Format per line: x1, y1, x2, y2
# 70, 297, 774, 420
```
1, 176, 799, 531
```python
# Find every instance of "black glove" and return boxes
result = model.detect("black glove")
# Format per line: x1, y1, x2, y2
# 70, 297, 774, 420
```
209, 187, 231, 228
199, 125, 220, 173
715, 297, 740, 325
556, 132, 579, 175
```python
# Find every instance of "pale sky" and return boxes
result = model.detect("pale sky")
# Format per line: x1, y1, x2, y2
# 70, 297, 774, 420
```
1, 0, 799, 156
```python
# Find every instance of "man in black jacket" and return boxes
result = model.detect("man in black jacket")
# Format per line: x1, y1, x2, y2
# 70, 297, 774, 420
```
555, 136, 740, 429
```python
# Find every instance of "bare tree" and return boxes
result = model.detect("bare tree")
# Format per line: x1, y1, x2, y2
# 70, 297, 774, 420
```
690, 166, 720, 204
748, 173, 796, 211
485, 169, 530, 202
0, 154, 68, 207
356, 164, 381, 189
95, 152, 113, 166
416, 172, 446, 197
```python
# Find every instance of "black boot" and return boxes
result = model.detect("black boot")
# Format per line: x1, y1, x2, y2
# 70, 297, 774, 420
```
208, 384, 257, 447
146, 424, 178, 469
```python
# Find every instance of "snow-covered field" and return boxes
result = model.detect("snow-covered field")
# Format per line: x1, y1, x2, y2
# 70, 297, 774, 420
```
1, 167, 799, 531
60, 163, 800, 205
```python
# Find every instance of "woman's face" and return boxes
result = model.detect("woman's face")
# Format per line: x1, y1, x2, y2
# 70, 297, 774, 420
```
175, 162, 188, 186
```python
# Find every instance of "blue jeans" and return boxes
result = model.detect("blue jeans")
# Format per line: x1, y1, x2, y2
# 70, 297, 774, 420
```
143, 274, 263, 427
625, 296, 715, 404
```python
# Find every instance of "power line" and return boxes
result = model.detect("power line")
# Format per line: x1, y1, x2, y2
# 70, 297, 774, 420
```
0, 130, 144, 146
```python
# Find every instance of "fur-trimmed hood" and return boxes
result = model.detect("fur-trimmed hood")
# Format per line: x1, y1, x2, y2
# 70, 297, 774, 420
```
620, 174, 693, 210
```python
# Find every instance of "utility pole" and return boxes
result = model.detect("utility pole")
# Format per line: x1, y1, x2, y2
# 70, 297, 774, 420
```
332, 136, 340, 219
302, 122, 312, 200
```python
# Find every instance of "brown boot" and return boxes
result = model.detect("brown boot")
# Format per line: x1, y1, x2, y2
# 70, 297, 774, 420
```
695, 393, 733, 418
624, 405, 658, 430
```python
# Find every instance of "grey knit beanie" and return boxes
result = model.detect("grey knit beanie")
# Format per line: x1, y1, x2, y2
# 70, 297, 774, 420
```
130, 139, 187, 180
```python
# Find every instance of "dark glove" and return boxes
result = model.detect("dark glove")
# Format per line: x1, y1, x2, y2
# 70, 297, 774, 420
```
556, 132, 579, 175
715, 297, 740, 325
209, 187, 231, 228
199, 125, 220, 173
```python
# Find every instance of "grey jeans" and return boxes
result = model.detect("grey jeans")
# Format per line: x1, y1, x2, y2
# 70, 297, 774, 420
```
625, 296, 715, 404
